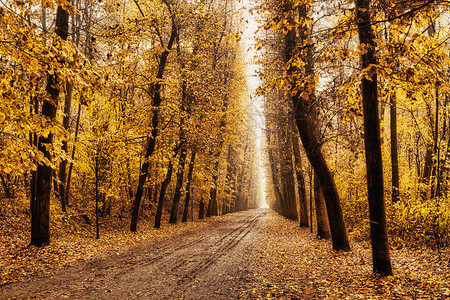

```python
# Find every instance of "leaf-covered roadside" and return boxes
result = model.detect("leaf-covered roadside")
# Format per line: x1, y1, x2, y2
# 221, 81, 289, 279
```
0, 197, 216, 286
245, 211, 450, 299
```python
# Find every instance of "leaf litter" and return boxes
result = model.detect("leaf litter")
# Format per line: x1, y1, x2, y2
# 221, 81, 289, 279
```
1, 202, 449, 299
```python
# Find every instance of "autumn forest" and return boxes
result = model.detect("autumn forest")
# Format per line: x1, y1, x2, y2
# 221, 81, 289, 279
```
1, 0, 450, 298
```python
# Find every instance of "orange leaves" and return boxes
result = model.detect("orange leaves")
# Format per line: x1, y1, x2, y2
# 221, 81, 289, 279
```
358, 64, 378, 81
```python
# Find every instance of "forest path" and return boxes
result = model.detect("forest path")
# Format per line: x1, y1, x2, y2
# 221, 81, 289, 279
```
2, 209, 267, 299
2, 209, 449, 299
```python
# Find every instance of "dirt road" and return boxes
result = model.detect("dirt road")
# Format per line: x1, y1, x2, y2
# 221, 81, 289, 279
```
2, 209, 267, 299
3, 208, 449, 299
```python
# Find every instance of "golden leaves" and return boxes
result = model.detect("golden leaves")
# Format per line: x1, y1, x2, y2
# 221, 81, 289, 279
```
359, 64, 378, 81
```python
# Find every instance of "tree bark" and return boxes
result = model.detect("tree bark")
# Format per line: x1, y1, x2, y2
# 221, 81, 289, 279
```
390, 94, 400, 203
182, 151, 196, 222
169, 144, 187, 224
268, 146, 283, 215
198, 200, 205, 219
315, 175, 330, 239
65, 102, 81, 207
292, 130, 309, 227
154, 161, 174, 229
280, 129, 298, 220
309, 167, 313, 233
95, 146, 100, 239
31, 5, 69, 247
355, 0, 393, 276
206, 116, 227, 217
207, 158, 221, 217
59, 82, 73, 212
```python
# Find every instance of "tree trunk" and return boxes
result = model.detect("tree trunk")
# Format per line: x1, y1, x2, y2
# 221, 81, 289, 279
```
292, 130, 309, 227
432, 86, 440, 198
268, 148, 283, 215
390, 94, 400, 203
309, 167, 313, 233
182, 151, 196, 222
154, 161, 174, 229
355, 0, 393, 276
95, 147, 100, 239
223, 145, 235, 215
280, 129, 298, 220
286, 1, 350, 251
169, 144, 187, 224
31, 5, 69, 247
207, 158, 221, 218
30, 95, 39, 212
65, 102, 81, 207
207, 118, 227, 217
59, 82, 73, 212
130, 15, 177, 232
315, 175, 330, 239
198, 200, 205, 219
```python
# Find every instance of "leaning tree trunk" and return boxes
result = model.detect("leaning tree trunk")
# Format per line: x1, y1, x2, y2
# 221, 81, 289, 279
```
285, 0, 350, 251
355, 0, 393, 276
31, 5, 69, 247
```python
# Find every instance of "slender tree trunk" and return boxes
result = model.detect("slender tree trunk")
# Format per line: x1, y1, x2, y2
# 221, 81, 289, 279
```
130, 17, 177, 232
390, 94, 400, 203
155, 161, 174, 229
293, 131, 308, 227
31, 5, 69, 247
355, 0, 392, 276
59, 82, 73, 212
435, 95, 449, 197
95, 147, 100, 239
223, 146, 235, 215
182, 151, 196, 222
30, 94, 39, 213
169, 144, 187, 224
432, 86, 440, 198
207, 158, 221, 218
65, 102, 81, 207
309, 167, 313, 233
